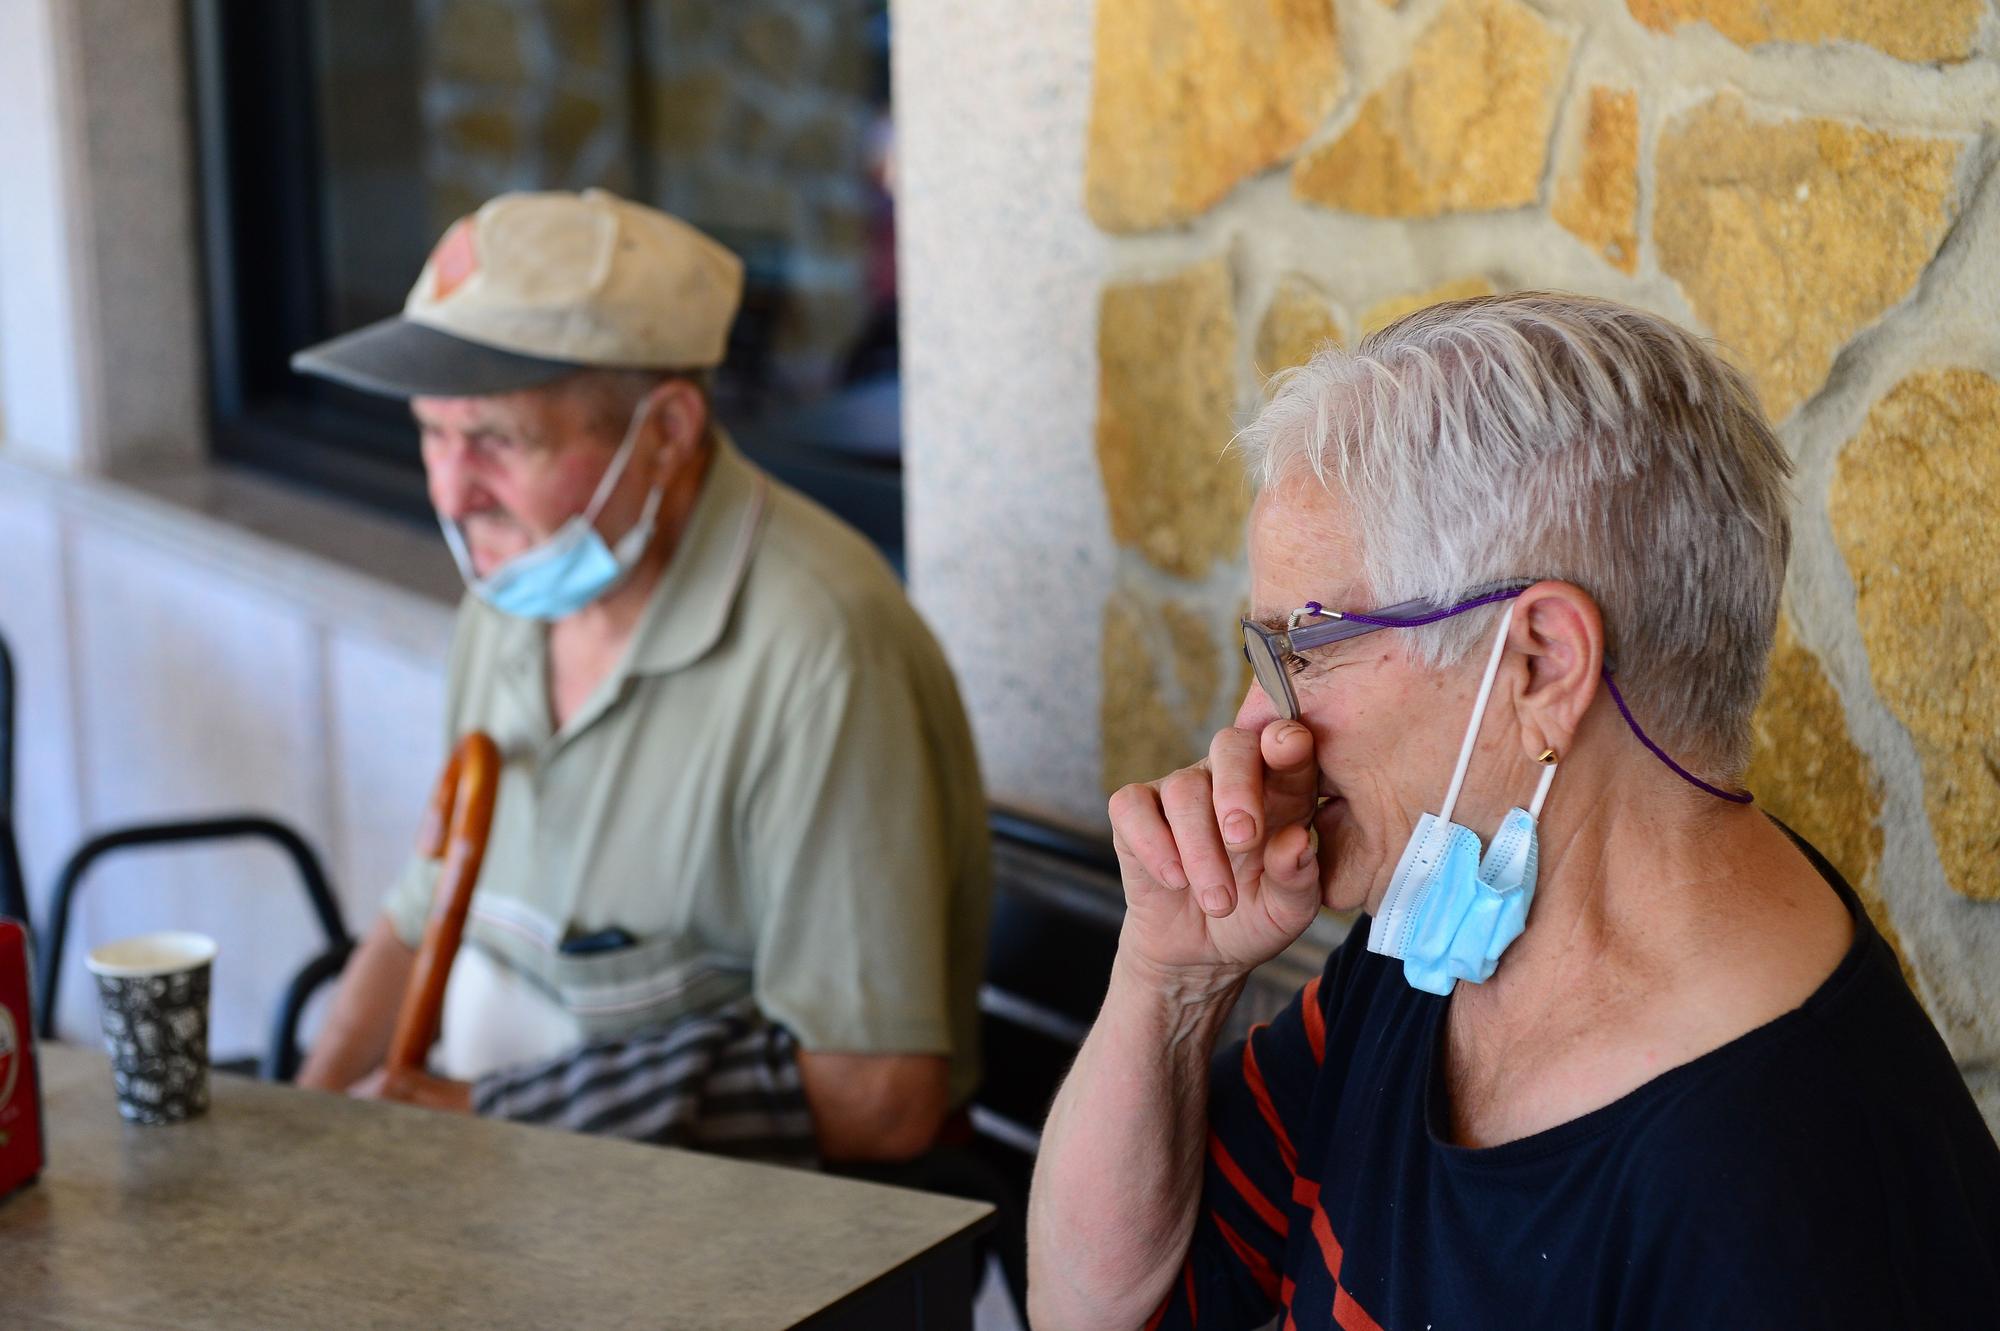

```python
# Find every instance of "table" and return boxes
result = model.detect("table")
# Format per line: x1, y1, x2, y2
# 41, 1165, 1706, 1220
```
1, 1045, 992, 1329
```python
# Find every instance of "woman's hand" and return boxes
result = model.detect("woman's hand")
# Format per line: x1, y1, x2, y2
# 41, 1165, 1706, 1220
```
1109, 719, 1326, 980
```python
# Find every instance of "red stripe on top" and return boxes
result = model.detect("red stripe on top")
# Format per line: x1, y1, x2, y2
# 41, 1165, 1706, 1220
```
1291, 1175, 1386, 1331
1213, 1208, 1281, 1302
1334, 1284, 1387, 1331
1301, 976, 1326, 1065
1143, 1254, 1197, 1331
1292, 1175, 1344, 1278
1209, 1130, 1289, 1237
1242, 1030, 1299, 1174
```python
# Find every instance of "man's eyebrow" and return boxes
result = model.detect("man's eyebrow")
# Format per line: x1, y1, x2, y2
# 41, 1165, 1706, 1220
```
412, 412, 542, 447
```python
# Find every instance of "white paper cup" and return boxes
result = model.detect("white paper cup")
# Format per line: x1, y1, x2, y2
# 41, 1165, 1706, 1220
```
86, 932, 216, 1124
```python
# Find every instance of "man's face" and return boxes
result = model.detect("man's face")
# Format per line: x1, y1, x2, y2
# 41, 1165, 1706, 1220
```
413, 389, 622, 577
1237, 474, 1502, 914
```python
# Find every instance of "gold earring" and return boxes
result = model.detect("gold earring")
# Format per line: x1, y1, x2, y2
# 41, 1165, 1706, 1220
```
1536, 747, 1558, 766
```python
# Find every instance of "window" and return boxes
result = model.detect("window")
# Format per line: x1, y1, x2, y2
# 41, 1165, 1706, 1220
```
192, 0, 903, 562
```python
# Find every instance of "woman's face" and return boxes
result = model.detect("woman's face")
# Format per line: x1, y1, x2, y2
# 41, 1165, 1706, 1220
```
1237, 474, 1524, 914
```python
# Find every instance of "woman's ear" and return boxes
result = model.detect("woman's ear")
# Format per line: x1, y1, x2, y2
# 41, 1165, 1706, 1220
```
1509, 582, 1604, 763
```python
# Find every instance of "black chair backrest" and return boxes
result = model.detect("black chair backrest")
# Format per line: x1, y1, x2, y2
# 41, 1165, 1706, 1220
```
0, 629, 24, 929
34, 816, 351, 1051
0, 627, 15, 823
973, 808, 1125, 1202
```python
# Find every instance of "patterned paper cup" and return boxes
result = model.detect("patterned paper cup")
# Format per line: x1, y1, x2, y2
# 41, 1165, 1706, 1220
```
85, 932, 216, 1125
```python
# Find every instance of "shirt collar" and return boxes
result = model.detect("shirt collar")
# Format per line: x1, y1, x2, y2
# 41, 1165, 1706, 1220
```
622, 428, 769, 678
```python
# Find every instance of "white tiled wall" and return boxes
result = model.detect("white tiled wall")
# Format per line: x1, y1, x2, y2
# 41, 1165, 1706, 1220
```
327, 634, 450, 928
0, 487, 83, 916
69, 525, 332, 1055
1, 483, 450, 1055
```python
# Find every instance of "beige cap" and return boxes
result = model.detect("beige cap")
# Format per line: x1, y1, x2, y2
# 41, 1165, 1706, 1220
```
292, 189, 744, 399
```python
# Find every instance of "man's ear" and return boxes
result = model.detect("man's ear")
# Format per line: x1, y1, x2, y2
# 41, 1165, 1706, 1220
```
645, 377, 709, 467
1509, 581, 1604, 763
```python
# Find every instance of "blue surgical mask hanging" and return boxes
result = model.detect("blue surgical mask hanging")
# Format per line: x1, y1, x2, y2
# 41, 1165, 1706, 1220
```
1366, 602, 1559, 996
439, 397, 668, 622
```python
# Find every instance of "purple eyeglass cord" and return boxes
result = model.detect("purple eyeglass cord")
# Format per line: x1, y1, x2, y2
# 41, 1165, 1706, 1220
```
1299, 587, 1754, 805
1600, 672, 1754, 803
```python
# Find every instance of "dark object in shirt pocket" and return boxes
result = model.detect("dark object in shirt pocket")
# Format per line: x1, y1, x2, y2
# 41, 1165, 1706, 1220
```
558, 926, 638, 956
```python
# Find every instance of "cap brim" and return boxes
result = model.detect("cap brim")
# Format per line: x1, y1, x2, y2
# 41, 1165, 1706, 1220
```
290, 317, 579, 399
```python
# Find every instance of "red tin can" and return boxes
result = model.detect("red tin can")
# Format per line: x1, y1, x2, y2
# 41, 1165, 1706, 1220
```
0, 918, 45, 1199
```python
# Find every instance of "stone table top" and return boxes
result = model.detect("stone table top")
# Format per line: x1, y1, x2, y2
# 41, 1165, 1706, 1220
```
0, 1044, 991, 1329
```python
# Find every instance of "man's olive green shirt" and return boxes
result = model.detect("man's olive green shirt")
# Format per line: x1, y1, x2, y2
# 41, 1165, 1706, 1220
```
385, 439, 991, 1105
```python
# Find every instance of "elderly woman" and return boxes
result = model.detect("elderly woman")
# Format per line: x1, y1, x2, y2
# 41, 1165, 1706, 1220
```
1027, 293, 2000, 1329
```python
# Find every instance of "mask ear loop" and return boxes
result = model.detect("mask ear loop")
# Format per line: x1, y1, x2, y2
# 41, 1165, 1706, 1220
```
1437, 602, 1518, 826
1528, 751, 1558, 820
593, 396, 679, 562
582, 393, 666, 528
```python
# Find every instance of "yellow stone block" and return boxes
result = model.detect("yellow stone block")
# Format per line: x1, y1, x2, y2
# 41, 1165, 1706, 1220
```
653, 72, 732, 155
1552, 87, 1640, 275
1626, 0, 1983, 65
1162, 601, 1226, 731
432, 0, 525, 85
1745, 618, 1914, 987
1654, 95, 1959, 423
428, 180, 486, 239
1103, 597, 1207, 794
441, 108, 520, 159
1359, 276, 1497, 339
1830, 369, 2000, 902
1086, 0, 1343, 233
1292, 0, 1570, 219
1255, 274, 1345, 380
546, 0, 611, 67
543, 92, 606, 180
1097, 258, 1251, 579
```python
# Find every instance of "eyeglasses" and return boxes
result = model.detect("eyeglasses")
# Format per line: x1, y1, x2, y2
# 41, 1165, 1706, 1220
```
1238, 582, 1757, 805
1239, 584, 1533, 721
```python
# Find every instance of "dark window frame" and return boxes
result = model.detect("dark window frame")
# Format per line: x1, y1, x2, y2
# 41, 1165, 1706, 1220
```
188, 0, 907, 565
190, 0, 439, 520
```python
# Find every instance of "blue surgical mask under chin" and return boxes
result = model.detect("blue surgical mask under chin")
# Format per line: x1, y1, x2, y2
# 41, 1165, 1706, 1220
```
438, 399, 668, 623
1366, 602, 1559, 996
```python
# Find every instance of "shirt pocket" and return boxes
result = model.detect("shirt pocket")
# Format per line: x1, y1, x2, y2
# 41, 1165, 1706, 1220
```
546, 931, 754, 1041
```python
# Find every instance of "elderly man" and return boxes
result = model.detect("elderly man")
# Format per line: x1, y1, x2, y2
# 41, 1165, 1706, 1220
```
1029, 294, 2000, 1327
293, 190, 989, 1166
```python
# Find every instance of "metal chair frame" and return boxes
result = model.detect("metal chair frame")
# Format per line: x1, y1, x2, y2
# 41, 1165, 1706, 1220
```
0, 631, 25, 927
34, 815, 353, 1081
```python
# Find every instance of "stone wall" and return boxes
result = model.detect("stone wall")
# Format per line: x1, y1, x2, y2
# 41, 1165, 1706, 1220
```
416, 0, 884, 396
899, 0, 2000, 1126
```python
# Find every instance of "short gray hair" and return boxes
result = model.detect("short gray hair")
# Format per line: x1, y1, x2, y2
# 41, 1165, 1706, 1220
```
557, 367, 716, 442
1234, 291, 1791, 777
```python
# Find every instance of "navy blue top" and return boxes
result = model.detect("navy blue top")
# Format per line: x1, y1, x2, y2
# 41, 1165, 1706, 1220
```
1152, 833, 2000, 1329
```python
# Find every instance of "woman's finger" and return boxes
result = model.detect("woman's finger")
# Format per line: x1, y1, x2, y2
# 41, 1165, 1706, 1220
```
1159, 766, 1236, 917
1257, 821, 1323, 926
1108, 781, 1190, 894
1207, 727, 1266, 853
1260, 720, 1321, 832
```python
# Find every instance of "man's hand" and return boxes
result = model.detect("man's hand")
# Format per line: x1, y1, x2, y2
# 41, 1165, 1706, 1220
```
347, 1066, 474, 1115
1109, 720, 1325, 979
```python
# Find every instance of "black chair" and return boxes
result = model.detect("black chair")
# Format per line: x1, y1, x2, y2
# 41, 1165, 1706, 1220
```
0, 629, 27, 927
835, 808, 1125, 1324
35, 815, 354, 1081
974, 809, 1125, 1189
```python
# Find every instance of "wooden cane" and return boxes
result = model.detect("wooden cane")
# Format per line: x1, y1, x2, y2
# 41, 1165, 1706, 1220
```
384, 731, 500, 1073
